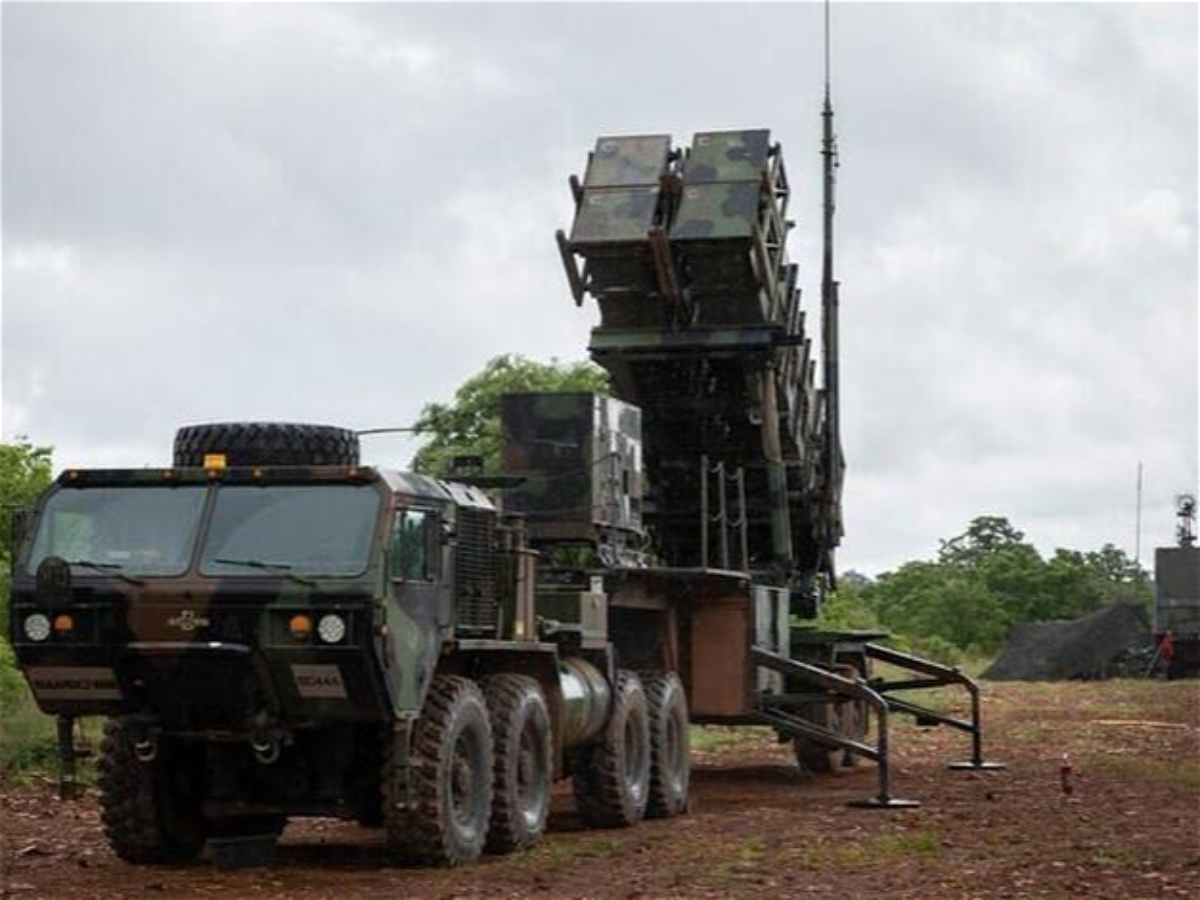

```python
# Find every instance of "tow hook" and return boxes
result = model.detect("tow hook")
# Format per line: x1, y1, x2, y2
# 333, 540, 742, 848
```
133, 736, 158, 763
250, 731, 281, 765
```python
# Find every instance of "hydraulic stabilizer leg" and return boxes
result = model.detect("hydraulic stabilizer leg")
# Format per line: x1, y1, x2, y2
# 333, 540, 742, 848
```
750, 646, 919, 809
947, 685, 1007, 771
56, 715, 81, 800
864, 643, 1005, 772
844, 713, 920, 810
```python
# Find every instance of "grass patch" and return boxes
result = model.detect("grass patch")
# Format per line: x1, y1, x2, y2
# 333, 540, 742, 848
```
1090, 846, 1149, 868
1096, 756, 1200, 795
736, 835, 767, 862
0, 695, 62, 782
690, 726, 763, 753
1, 641, 102, 786
1171, 760, 1200, 793
700, 836, 771, 885
784, 829, 944, 869
872, 829, 943, 858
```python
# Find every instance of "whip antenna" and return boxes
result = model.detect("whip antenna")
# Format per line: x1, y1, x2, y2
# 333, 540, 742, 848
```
824, 0, 832, 95
821, 0, 844, 555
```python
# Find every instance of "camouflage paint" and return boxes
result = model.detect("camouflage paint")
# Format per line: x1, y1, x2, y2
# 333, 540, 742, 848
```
584, 135, 671, 189
557, 129, 842, 607
500, 392, 643, 549
7, 467, 501, 732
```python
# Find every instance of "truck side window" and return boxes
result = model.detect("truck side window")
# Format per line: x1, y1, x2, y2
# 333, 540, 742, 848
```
391, 509, 429, 581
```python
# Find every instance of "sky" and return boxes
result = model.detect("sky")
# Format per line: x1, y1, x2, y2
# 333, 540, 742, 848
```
2, 1, 1196, 576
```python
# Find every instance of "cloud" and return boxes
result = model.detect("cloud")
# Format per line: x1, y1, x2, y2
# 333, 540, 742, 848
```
2, 2, 1195, 575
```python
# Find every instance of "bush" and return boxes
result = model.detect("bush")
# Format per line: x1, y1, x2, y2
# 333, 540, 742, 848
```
0, 693, 61, 783
0, 639, 25, 709
0, 640, 59, 782
817, 582, 882, 631
888, 632, 963, 667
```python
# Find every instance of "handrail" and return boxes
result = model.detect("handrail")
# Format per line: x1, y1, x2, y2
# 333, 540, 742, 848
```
864, 642, 1004, 770
751, 645, 917, 807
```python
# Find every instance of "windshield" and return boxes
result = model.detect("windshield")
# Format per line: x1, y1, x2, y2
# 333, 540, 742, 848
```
26, 486, 207, 577
199, 485, 381, 578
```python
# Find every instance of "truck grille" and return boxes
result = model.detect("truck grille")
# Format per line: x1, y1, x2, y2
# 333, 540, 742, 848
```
456, 507, 498, 634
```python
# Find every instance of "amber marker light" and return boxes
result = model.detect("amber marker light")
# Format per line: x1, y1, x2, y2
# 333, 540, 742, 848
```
53, 614, 75, 635
289, 614, 313, 641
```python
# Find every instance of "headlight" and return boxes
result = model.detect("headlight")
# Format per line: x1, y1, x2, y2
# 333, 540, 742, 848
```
317, 614, 346, 644
23, 614, 51, 643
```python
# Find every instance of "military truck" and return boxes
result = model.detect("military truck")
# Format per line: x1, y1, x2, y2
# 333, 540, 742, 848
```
8, 122, 1001, 868
9, 420, 689, 865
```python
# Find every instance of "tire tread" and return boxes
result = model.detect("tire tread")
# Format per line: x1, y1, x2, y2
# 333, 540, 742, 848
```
173, 422, 359, 467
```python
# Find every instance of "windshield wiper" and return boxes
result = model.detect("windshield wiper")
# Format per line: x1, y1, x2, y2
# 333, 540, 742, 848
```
67, 559, 145, 586
211, 558, 316, 586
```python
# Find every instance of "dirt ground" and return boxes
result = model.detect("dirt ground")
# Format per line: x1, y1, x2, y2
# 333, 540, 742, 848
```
2, 680, 1197, 900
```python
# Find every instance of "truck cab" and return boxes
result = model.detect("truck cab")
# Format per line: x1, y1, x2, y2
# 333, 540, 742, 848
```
8, 438, 688, 866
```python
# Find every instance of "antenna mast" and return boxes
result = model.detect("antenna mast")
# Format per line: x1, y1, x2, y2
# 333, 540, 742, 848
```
821, 0, 844, 548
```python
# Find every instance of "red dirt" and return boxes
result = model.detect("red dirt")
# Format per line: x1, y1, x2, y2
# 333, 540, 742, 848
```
2, 681, 1197, 899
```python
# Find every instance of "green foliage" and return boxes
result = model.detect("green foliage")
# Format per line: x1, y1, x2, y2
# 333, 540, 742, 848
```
0, 640, 59, 782
410, 355, 609, 476
0, 440, 57, 781
817, 579, 882, 632
0, 439, 53, 638
818, 579, 964, 664
938, 515, 1027, 568
0, 639, 25, 708
838, 516, 1154, 661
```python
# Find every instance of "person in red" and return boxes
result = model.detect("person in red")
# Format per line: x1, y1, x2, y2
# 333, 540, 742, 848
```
1156, 631, 1176, 678
1160, 631, 1175, 662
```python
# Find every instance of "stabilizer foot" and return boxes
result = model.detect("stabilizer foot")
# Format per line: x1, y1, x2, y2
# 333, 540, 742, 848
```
948, 760, 1006, 771
847, 796, 921, 810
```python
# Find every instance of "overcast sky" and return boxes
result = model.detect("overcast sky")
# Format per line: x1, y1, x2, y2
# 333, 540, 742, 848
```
2, 2, 1196, 575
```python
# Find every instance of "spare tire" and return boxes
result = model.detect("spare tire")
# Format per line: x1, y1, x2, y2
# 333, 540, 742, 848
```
173, 422, 360, 467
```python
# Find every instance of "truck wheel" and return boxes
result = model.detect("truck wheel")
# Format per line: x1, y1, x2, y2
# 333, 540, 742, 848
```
97, 719, 207, 864
482, 675, 552, 853
384, 676, 493, 866
793, 664, 867, 773
172, 422, 360, 467
572, 670, 651, 828
645, 672, 690, 818
793, 702, 844, 774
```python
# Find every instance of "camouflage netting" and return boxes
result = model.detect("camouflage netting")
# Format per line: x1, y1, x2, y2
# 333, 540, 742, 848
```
983, 603, 1154, 681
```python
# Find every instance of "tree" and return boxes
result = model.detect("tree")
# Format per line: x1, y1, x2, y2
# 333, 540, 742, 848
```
938, 516, 1028, 568
866, 560, 1010, 657
838, 569, 873, 587
974, 543, 1053, 622
410, 355, 609, 476
1085, 543, 1148, 586
0, 440, 54, 637
1044, 549, 1107, 619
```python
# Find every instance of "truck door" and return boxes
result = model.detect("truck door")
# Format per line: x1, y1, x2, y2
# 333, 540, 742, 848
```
387, 506, 445, 708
